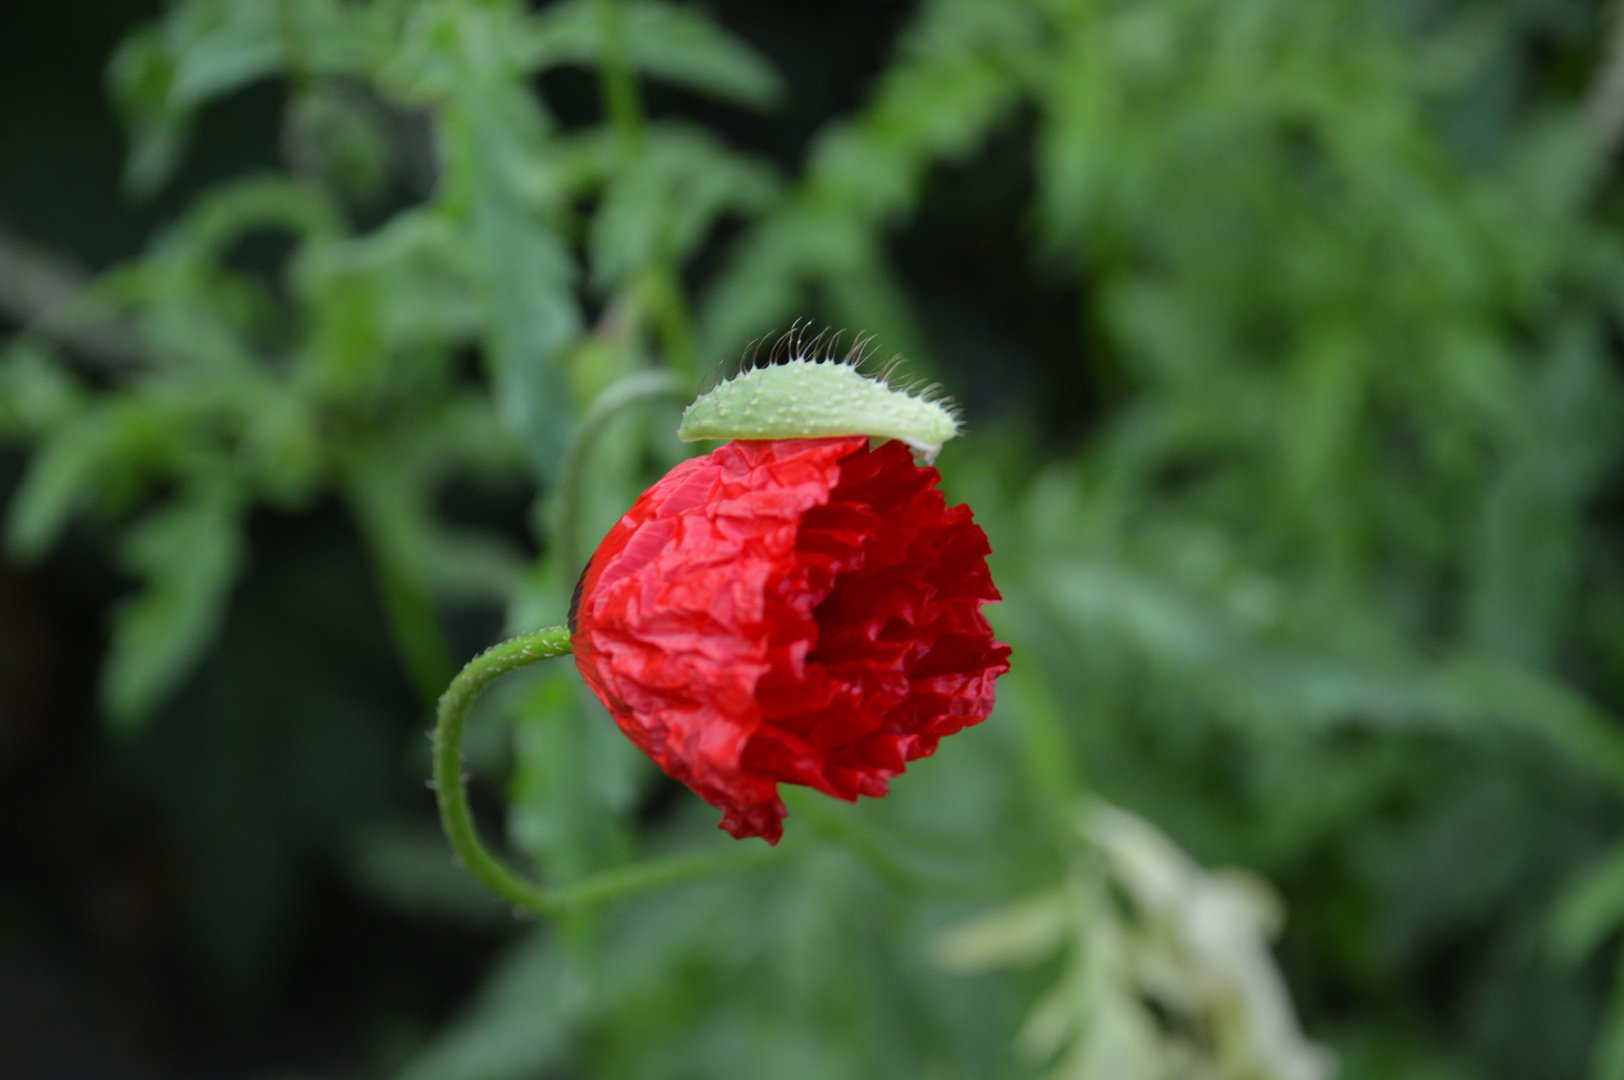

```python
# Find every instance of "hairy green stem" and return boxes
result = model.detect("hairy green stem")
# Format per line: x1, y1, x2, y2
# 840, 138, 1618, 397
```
432, 625, 783, 918
553, 369, 685, 579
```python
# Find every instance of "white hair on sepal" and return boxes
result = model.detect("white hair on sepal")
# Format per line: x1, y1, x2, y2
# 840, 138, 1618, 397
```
872, 352, 907, 383
678, 322, 963, 463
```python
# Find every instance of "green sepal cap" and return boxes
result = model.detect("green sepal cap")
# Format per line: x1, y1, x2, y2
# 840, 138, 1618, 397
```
677, 358, 961, 463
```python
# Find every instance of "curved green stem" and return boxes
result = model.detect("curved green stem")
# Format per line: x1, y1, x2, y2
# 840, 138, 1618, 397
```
433, 624, 782, 918
434, 626, 574, 914
554, 369, 685, 578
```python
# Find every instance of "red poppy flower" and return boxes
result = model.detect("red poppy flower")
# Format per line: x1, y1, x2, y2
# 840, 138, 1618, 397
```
570, 436, 1010, 844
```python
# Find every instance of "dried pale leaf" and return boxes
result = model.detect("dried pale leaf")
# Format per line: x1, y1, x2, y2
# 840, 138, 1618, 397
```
934, 890, 1069, 971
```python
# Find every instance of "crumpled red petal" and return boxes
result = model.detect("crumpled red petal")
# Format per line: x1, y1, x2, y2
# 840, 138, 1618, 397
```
571, 437, 1010, 843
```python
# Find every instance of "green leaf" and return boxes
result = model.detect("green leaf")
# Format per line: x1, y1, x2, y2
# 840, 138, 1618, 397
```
700, 205, 929, 366
0, 342, 84, 436
103, 481, 246, 727
447, 84, 581, 480
1465, 322, 1624, 669
107, 25, 192, 198
507, 664, 648, 885
698, 0, 1027, 361
108, 0, 375, 195
342, 447, 457, 702
169, 174, 345, 263
523, 0, 785, 109
343, 819, 511, 927
283, 84, 396, 202
293, 209, 485, 403
396, 931, 592, 1080
1551, 846, 1624, 966
5, 400, 183, 561
165, 1, 282, 109
587, 124, 781, 290
1596, 954, 1624, 1080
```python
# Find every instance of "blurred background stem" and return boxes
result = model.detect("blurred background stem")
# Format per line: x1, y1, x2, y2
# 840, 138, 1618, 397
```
595, 0, 643, 155
551, 368, 685, 580
594, 0, 697, 381
346, 470, 458, 705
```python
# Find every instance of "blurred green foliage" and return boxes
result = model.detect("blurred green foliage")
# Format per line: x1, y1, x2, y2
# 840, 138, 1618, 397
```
9, 0, 1624, 1077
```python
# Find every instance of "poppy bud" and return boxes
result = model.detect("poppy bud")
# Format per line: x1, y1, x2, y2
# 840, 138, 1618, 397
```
570, 436, 1010, 843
